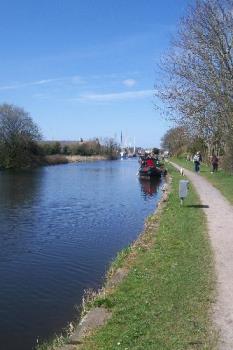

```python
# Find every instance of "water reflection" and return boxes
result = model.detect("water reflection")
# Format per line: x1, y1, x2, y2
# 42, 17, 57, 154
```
0, 168, 43, 208
0, 168, 44, 261
0, 161, 162, 350
139, 177, 161, 198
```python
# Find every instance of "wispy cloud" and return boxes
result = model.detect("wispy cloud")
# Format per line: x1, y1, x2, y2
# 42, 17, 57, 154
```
32, 93, 51, 100
0, 78, 57, 91
122, 79, 137, 87
77, 89, 153, 102
0, 75, 84, 91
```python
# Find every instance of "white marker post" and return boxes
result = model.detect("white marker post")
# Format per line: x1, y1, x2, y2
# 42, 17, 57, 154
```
179, 180, 189, 205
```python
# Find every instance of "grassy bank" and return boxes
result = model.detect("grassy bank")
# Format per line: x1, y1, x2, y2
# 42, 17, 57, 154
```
173, 157, 233, 205
77, 165, 216, 350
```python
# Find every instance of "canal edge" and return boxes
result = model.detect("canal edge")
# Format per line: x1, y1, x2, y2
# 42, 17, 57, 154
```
56, 175, 172, 350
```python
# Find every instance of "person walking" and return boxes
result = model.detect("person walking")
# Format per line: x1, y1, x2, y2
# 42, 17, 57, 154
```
211, 154, 219, 173
193, 151, 201, 173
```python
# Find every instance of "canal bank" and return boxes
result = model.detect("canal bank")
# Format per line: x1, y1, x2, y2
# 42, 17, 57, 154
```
171, 157, 233, 206
0, 159, 163, 350
39, 165, 217, 350
171, 161, 233, 349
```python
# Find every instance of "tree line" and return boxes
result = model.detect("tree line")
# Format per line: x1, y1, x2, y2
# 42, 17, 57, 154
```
0, 103, 119, 169
157, 0, 233, 171
161, 127, 209, 158
41, 139, 117, 157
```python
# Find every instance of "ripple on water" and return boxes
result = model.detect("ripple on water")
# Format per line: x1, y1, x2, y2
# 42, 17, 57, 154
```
0, 160, 162, 350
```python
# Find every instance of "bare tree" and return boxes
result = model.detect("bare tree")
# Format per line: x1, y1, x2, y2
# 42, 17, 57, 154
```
156, 0, 233, 163
161, 127, 190, 155
0, 103, 41, 168
102, 138, 120, 159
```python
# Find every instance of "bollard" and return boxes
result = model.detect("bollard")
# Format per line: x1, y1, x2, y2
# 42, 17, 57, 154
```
179, 180, 189, 205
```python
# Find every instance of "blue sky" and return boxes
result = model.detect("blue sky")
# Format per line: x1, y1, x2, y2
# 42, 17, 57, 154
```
0, 0, 191, 147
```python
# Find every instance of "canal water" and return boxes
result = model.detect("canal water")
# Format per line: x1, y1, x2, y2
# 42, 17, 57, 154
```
0, 159, 162, 350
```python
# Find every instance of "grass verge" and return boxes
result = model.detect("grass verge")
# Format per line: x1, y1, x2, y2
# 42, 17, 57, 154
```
78, 165, 217, 350
173, 157, 233, 205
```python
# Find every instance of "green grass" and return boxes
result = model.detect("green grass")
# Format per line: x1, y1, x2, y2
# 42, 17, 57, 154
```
79, 165, 217, 350
173, 157, 233, 205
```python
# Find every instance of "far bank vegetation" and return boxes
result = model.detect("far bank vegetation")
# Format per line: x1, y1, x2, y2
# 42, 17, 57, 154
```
40, 138, 119, 159
0, 103, 119, 169
157, 0, 233, 172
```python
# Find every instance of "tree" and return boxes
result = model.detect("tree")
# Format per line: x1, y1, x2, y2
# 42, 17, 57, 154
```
156, 0, 233, 167
161, 127, 190, 155
62, 145, 71, 155
52, 142, 61, 154
0, 103, 41, 168
41, 141, 62, 155
102, 138, 120, 159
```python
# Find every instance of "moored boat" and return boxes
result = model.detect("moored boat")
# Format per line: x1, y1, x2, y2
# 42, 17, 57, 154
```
138, 155, 167, 179
138, 165, 163, 179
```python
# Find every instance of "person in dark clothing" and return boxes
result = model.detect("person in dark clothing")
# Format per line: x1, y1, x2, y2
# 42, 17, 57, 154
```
193, 151, 201, 172
211, 154, 219, 172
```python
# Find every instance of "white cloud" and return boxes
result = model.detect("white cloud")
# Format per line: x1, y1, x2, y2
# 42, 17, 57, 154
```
122, 79, 137, 87
0, 75, 84, 91
31, 79, 57, 85
0, 78, 58, 90
77, 89, 153, 102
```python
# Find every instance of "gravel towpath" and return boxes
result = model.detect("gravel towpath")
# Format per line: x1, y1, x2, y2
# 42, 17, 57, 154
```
171, 162, 233, 350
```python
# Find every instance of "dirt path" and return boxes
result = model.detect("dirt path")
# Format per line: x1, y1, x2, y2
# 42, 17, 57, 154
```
171, 162, 233, 350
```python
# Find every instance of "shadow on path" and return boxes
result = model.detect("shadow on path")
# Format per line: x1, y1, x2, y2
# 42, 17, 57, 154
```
186, 204, 209, 209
